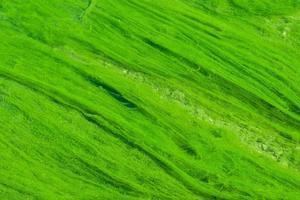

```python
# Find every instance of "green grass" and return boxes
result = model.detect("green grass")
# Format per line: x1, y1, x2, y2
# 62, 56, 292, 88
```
0, 0, 300, 199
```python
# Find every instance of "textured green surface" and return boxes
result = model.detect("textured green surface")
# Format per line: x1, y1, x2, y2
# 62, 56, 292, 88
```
1, 0, 300, 199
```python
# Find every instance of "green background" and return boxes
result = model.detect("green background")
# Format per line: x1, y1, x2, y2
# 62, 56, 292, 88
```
0, 0, 300, 199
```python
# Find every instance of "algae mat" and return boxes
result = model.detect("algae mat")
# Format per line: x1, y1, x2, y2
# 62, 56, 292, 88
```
1, 0, 300, 199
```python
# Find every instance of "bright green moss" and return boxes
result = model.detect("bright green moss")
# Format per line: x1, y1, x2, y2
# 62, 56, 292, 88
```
0, 0, 300, 199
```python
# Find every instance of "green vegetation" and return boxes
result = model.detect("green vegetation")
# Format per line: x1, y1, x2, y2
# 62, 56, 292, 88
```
1, 0, 300, 199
